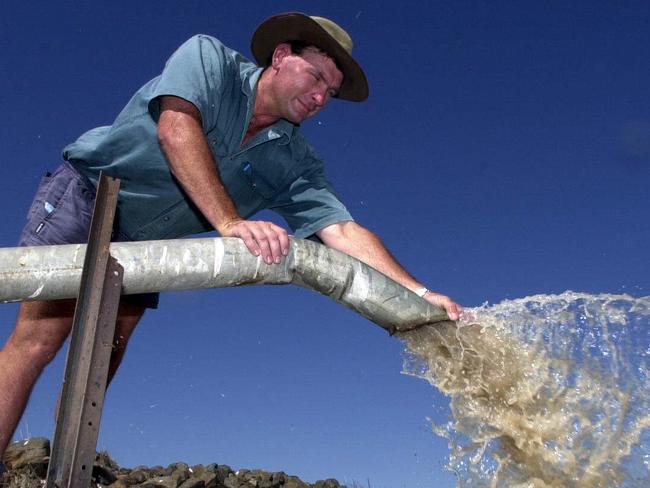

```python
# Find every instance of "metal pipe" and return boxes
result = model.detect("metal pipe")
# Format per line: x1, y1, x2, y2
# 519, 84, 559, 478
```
0, 237, 451, 334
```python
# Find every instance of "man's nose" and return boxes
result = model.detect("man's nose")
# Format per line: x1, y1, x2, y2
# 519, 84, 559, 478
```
312, 89, 328, 107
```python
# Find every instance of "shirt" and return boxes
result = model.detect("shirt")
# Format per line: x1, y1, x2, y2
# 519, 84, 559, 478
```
63, 35, 352, 241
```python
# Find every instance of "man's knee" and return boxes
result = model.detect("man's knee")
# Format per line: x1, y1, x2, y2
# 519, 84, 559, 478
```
8, 300, 76, 365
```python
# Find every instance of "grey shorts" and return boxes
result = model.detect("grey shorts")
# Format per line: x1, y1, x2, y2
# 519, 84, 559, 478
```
19, 161, 159, 308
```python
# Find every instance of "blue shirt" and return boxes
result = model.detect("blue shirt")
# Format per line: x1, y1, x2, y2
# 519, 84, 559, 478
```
63, 35, 352, 241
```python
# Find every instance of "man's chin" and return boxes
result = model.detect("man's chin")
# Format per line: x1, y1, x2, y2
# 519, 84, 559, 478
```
284, 112, 308, 125
292, 102, 314, 123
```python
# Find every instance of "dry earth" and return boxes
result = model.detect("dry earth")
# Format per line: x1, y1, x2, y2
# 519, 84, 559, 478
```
1, 438, 344, 488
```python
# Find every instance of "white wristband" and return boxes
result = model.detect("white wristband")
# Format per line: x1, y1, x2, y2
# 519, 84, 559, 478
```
414, 287, 429, 298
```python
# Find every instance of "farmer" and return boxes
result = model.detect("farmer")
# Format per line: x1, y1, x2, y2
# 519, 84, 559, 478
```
0, 12, 461, 463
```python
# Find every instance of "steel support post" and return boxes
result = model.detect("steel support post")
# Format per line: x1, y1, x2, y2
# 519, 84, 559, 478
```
46, 174, 122, 488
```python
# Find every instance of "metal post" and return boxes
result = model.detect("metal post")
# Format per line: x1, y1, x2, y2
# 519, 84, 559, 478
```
46, 174, 122, 488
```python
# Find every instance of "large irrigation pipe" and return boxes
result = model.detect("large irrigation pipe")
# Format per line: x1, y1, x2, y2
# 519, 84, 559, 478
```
0, 237, 451, 334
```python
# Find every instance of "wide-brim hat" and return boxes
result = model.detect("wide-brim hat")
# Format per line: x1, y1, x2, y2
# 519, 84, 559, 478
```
251, 12, 369, 102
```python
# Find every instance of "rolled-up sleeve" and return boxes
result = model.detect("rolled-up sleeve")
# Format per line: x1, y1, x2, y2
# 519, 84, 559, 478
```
270, 161, 353, 239
147, 35, 226, 131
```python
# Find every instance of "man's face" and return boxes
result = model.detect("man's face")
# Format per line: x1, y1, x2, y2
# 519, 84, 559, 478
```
270, 44, 344, 124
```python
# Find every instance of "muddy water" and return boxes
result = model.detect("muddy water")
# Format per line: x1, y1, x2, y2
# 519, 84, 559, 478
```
399, 292, 650, 487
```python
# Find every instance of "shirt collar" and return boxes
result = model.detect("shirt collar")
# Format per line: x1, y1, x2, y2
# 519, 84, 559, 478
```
241, 66, 263, 98
269, 119, 295, 145
241, 67, 296, 145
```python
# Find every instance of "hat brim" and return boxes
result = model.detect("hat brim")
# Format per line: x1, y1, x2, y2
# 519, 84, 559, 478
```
251, 12, 369, 102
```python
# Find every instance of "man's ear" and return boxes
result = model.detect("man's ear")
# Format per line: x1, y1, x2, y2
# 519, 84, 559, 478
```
271, 43, 292, 69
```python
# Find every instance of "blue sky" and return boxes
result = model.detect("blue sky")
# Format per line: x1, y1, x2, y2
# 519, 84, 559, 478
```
1, 1, 649, 487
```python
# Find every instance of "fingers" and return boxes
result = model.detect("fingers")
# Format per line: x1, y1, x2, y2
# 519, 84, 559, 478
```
278, 228, 290, 257
251, 223, 281, 264
445, 301, 462, 321
424, 292, 463, 321
226, 220, 289, 264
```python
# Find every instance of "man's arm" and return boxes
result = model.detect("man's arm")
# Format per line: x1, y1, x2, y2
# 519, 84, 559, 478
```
157, 95, 288, 264
317, 221, 461, 320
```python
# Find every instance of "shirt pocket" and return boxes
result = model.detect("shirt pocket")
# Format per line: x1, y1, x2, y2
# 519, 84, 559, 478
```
240, 160, 279, 200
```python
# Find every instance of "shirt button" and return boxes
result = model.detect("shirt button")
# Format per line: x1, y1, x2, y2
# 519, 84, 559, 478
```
163, 216, 170, 221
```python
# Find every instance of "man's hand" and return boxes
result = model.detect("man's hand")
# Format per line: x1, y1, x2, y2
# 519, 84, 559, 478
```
423, 291, 462, 321
219, 219, 289, 264
318, 222, 463, 321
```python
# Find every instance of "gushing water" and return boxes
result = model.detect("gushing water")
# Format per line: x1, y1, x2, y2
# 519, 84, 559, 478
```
399, 292, 650, 487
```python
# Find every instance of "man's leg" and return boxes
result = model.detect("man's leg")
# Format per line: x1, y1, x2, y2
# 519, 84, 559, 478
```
108, 301, 146, 385
2, 161, 94, 453
0, 300, 75, 458
51, 299, 146, 421
4, 160, 152, 459
0, 299, 145, 459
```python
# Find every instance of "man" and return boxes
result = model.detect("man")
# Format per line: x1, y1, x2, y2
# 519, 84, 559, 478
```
0, 12, 461, 462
